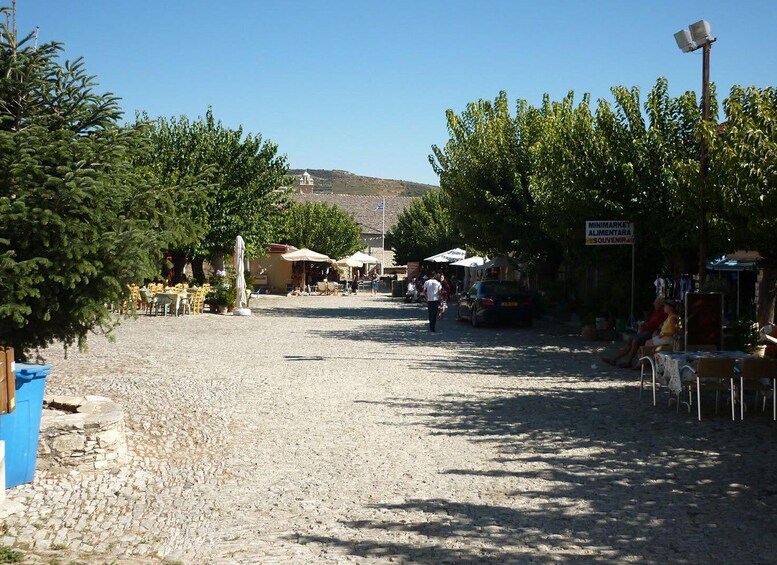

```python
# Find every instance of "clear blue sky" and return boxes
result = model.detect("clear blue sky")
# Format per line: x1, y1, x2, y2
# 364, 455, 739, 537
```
14, 0, 777, 186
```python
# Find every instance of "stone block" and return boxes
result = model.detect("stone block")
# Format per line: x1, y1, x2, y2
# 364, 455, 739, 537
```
52, 433, 85, 453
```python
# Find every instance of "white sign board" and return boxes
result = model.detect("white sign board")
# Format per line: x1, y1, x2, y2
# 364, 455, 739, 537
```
585, 221, 634, 245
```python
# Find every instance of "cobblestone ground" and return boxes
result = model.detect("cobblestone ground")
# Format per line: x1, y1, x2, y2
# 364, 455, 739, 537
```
4, 294, 777, 563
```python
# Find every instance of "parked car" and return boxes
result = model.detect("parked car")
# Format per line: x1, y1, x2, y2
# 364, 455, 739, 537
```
456, 281, 532, 327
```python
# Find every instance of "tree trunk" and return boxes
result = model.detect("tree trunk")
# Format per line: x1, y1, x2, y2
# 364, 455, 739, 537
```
757, 263, 777, 327
191, 257, 206, 284
172, 252, 188, 284
211, 252, 225, 272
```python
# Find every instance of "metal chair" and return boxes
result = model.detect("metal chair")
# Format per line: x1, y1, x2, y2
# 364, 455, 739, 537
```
738, 358, 777, 420
638, 346, 661, 406
681, 358, 737, 421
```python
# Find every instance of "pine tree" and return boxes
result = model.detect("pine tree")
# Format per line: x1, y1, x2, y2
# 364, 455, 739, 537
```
0, 13, 179, 358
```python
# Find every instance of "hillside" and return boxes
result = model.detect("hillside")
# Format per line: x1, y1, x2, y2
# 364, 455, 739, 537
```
289, 169, 437, 197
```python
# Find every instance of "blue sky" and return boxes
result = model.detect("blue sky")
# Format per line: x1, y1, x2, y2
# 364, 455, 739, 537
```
14, 1, 777, 186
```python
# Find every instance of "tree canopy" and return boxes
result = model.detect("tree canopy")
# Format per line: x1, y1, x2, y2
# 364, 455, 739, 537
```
137, 109, 292, 265
281, 201, 362, 260
388, 189, 460, 264
0, 18, 182, 357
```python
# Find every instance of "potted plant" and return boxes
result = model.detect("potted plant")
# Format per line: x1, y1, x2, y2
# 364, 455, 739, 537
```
206, 269, 236, 314
729, 318, 763, 355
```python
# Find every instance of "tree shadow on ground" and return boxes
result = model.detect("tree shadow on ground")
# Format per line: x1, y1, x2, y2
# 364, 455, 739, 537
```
274, 303, 777, 562
295, 387, 777, 563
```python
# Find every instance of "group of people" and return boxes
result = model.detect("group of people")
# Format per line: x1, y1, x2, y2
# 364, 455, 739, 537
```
349, 272, 382, 296
602, 296, 679, 368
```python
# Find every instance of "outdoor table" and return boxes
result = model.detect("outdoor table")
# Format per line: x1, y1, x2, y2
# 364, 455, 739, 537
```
655, 350, 756, 395
155, 291, 184, 316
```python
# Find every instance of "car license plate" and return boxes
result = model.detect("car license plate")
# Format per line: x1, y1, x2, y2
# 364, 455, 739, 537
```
502, 301, 517, 307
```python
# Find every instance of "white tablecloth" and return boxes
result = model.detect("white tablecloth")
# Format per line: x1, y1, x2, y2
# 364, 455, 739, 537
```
655, 351, 755, 394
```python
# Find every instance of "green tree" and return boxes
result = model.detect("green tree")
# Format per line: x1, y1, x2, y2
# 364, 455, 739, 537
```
0, 17, 183, 358
715, 85, 777, 325
388, 189, 459, 264
138, 109, 292, 278
281, 201, 362, 259
430, 92, 552, 264
531, 80, 712, 311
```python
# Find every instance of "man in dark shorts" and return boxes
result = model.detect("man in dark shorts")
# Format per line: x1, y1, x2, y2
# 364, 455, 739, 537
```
602, 296, 668, 368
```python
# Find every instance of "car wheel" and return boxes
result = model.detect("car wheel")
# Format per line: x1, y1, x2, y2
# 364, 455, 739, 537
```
471, 307, 481, 328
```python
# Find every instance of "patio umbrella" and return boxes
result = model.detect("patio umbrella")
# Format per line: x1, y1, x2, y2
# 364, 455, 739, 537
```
336, 256, 364, 268
233, 235, 250, 315
450, 256, 485, 267
350, 251, 379, 264
424, 248, 467, 263
281, 248, 333, 291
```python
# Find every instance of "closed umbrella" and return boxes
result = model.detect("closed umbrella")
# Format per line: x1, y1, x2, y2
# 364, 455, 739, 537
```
233, 235, 250, 315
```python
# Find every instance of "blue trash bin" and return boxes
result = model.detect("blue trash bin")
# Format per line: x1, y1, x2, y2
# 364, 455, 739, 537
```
0, 363, 51, 488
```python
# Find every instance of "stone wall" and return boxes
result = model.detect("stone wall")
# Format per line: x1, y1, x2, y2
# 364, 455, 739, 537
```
38, 395, 128, 473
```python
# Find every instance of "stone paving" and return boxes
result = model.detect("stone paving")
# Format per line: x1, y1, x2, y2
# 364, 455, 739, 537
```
3, 294, 777, 563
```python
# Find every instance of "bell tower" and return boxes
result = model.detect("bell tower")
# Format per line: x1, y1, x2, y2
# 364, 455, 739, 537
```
297, 171, 314, 194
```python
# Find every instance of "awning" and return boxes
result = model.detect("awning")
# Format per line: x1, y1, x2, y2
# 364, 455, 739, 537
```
425, 248, 467, 263
450, 256, 485, 267
707, 256, 760, 272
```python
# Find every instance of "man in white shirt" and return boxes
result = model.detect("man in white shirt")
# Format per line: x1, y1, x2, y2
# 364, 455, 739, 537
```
422, 273, 443, 332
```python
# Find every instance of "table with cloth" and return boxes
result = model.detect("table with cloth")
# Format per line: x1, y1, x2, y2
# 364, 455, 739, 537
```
654, 350, 757, 395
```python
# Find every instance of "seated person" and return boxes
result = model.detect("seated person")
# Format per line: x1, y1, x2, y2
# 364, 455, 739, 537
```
602, 296, 668, 368
645, 299, 678, 347
405, 278, 419, 302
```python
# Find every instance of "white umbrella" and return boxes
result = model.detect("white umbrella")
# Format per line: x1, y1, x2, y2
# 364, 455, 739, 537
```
425, 248, 467, 263
336, 256, 363, 268
350, 251, 379, 264
450, 256, 485, 267
281, 248, 333, 292
233, 235, 250, 315
281, 248, 333, 263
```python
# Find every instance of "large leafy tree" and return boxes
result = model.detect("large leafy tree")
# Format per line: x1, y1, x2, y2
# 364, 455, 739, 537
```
281, 201, 362, 259
0, 17, 183, 358
388, 189, 459, 264
430, 92, 552, 264
715, 85, 777, 325
531, 80, 714, 310
138, 109, 292, 278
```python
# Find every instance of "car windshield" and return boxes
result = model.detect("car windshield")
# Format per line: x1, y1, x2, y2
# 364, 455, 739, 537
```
479, 282, 526, 298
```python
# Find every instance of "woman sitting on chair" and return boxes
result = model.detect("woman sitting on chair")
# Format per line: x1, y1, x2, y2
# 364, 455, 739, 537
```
645, 299, 679, 348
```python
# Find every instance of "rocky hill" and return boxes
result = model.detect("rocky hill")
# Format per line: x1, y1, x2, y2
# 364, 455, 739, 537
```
289, 169, 437, 197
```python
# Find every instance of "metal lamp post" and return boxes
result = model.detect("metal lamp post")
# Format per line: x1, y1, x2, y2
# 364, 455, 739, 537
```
674, 19, 716, 283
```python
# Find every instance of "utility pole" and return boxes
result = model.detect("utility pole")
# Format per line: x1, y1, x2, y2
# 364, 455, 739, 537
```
381, 196, 385, 276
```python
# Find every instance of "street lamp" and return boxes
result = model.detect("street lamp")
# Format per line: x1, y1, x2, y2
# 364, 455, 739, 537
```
675, 20, 716, 282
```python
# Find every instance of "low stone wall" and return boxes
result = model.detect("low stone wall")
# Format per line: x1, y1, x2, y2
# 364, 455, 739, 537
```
38, 395, 128, 473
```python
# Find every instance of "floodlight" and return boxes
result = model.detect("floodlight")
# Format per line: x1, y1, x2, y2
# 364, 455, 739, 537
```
674, 29, 695, 52
689, 20, 714, 45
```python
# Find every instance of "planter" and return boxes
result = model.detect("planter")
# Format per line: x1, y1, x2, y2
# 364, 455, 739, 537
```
217, 305, 228, 315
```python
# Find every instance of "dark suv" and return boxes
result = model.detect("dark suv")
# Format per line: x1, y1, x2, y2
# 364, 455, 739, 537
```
456, 281, 532, 327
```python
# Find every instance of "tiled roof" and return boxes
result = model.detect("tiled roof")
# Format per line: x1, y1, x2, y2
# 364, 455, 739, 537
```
292, 194, 416, 235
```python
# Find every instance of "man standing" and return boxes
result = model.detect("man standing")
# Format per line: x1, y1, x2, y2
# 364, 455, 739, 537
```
422, 273, 443, 332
